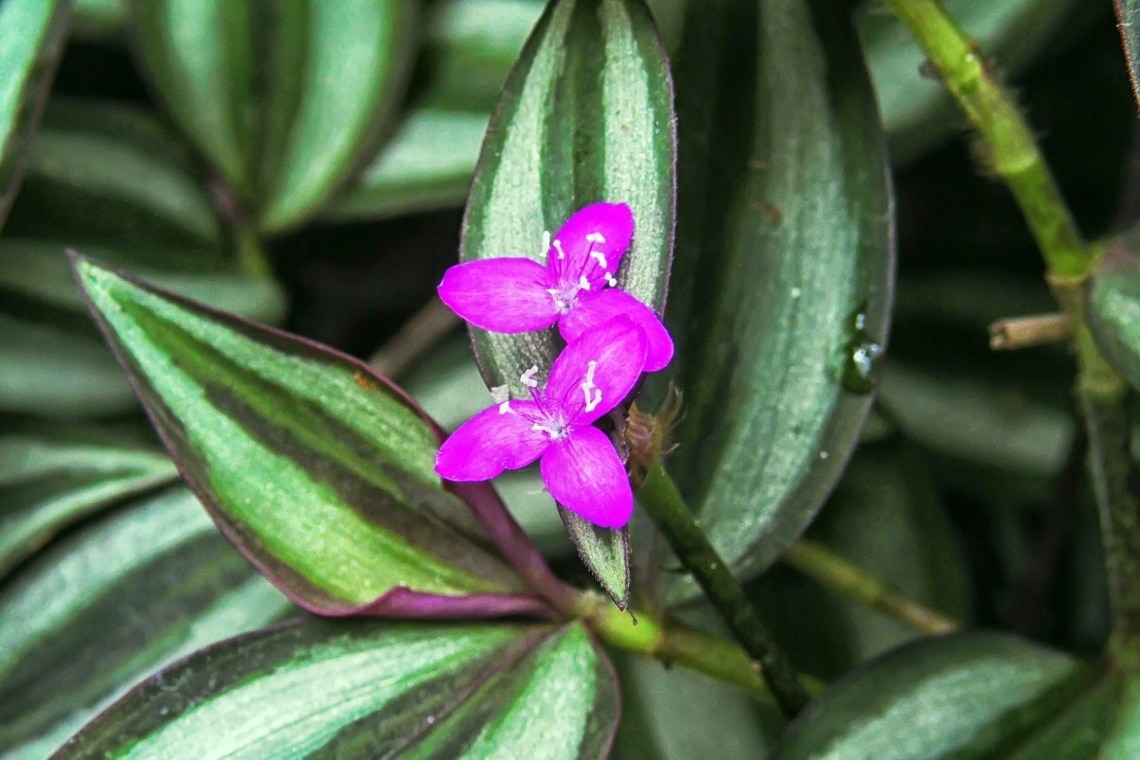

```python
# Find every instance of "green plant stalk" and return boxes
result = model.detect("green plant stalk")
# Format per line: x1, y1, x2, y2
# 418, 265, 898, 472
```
634, 461, 810, 717
782, 540, 959, 635
885, 0, 1140, 659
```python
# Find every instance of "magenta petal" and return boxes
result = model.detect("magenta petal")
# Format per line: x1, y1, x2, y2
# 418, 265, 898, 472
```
438, 258, 559, 332
435, 401, 550, 481
541, 426, 633, 529
545, 315, 647, 425
547, 203, 634, 291
561, 288, 674, 372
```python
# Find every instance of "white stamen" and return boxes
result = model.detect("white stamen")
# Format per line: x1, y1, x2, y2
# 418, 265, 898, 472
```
546, 287, 569, 312
490, 384, 510, 404
531, 422, 565, 440
580, 360, 602, 412
604, 272, 618, 287
541, 230, 551, 255
498, 400, 515, 415
586, 232, 606, 244
552, 240, 566, 260
520, 365, 539, 388
589, 249, 608, 269
578, 275, 591, 291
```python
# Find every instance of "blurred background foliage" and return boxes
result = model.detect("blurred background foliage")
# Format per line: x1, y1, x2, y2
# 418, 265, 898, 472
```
3, 0, 1139, 755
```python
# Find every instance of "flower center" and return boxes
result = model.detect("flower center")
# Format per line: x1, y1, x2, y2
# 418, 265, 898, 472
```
532, 414, 570, 442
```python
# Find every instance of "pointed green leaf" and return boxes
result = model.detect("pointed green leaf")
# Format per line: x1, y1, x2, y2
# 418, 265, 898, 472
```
862, 0, 1085, 164
559, 507, 630, 610
4, 99, 223, 253
775, 633, 1092, 759
325, 109, 490, 222
72, 257, 548, 617
0, 235, 284, 416
1120, 1, 1140, 109
56, 620, 618, 758
131, 0, 419, 232
461, 0, 675, 397
0, 0, 69, 232
0, 486, 294, 758
1087, 245, 1140, 392
658, 0, 893, 604
0, 420, 176, 580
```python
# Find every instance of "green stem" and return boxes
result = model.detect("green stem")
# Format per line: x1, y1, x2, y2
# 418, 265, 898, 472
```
885, 0, 1140, 662
580, 594, 825, 707
635, 461, 810, 717
783, 540, 959, 635
884, 0, 1086, 278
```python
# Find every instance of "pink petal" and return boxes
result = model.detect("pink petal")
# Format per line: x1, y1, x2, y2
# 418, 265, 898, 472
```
438, 258, 559, 332
547, 203, 634, 292
545, 315, 647, 425
435, 401, 550, 481
540, 426, 633, 528
561, 288, 674, 372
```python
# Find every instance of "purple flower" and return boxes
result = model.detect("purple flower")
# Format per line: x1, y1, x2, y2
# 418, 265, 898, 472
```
434, 316, 647, 528
439, 202, 673, 371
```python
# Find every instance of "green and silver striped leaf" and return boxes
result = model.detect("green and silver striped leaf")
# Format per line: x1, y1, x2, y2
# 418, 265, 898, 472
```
55, 620, 618, 758
72, 257, 550, 617
460, 0, 674, 608
657, 0, 894, 603
0, 0, 70, 231
130, 0, 418, 233
0, 486, 295, 759
774, 633, 1093, 759
0, 420, 176, 580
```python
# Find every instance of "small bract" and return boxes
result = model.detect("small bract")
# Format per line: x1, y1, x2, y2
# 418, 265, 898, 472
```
434, 316, 648, 528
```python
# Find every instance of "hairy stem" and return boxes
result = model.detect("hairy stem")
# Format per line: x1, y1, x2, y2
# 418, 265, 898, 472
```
635, 461, 810, 716
886, 0, 1140, 661
884, 0, 1085, 278
783, 540, 959, 635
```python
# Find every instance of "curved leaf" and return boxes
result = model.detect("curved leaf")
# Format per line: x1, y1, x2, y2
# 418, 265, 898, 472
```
0, 0, 69, 232
1118, 0, 1140, 108
775, 633, 1092, 759
459, 0, 674, 602
559, 508, 630, 609
72, 257, 555, 617
4, 99, 223, 253
660, 0, 893, 603
55, 620, 618, 759
861, 0, 1086, 164
0, 420, 176, 580
0, 486, 294, 758
130, 0, 419, 232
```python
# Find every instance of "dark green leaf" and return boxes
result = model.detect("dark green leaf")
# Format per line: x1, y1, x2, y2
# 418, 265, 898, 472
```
324, 109, 490, 222
461, 0, 674, 598
1088, 247, 1140, 392
0, 420, 176, 580
4, 99, 223, 253
0, 486, 294, 758
131, 0, 419, 232
461, 0, 675, 396
0, 0, 69, 231
72, 257, 547, 616
775, 633, 1091, 759
56, 620, 618, 758
612, 649, 784, 760
0, 234, 285, 417
659, 0, 893, 603
862, 0, 1086, 164
559, 507, 630, 609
